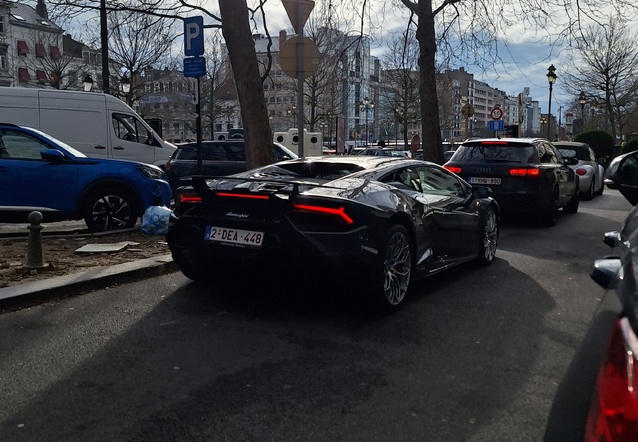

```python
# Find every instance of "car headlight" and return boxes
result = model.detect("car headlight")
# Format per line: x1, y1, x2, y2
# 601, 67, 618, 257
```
136, 165, 165, 180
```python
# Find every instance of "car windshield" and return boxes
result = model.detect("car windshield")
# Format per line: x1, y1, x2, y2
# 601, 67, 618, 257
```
452, 142, 536, 163
176, 143, 246, 161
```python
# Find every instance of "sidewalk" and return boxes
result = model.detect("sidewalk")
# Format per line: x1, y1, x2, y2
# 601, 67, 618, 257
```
0, 254, 177, 303
0, 221, 178, 306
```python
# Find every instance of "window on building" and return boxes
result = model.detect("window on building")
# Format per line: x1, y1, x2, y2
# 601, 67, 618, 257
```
17, 40, 29, 56
36, 70, 47, 83
18, 67, 30, 82
0, 17, 5, 33
50, 45, 61, 60
35, 43, 46, 58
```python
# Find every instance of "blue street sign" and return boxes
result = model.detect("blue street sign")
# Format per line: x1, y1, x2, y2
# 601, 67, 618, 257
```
184, 56, 206, 78
488, 120, 504, 131
184, 16, 204, 57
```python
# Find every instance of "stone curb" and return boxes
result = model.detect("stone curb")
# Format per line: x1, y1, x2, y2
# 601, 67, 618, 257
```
0, 254, 178, 304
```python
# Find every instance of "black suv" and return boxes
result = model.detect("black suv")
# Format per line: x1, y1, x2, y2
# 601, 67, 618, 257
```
164, 140, 298, 191
444, 138, 580, 225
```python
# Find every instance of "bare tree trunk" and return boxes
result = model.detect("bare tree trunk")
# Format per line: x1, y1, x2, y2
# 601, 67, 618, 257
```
415, 1, 443, 164
218, 0, 275, 168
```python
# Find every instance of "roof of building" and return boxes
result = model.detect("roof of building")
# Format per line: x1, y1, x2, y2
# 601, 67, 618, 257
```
9, 2, 63, 32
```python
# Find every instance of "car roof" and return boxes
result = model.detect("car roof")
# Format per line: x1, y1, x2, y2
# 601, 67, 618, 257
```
461, 137, 544, 145
279, 155, 421, 168
552, 141, 589, 147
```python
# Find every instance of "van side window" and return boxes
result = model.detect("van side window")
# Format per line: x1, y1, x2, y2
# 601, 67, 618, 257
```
0, 130, 50, 160
112, 114, 151, 145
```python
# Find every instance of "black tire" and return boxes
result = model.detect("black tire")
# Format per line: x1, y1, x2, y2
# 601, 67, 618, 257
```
582, 179, 594, 200
595, 179, 604, 196
477, 207, 498, 266
83, 187, 140, 232
539, 190, 558, 226
564, 187, 580, 214
368, 224, 412, 313
172, 252, 212, 283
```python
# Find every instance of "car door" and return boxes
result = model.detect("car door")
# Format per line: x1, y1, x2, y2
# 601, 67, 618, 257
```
387, 165, 480, 268
415, 165, 481, 263
0, 129, 79, 216
613, 152, 638, 205
110, 113, 161, 164
541, 142, 574, 204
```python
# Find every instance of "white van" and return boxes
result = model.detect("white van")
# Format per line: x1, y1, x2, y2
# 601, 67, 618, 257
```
0, 87, 176, 167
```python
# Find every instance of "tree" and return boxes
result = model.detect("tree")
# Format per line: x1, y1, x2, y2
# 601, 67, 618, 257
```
219, 0, 275, 167
574, 130, 614, 160
381, 32, 421, 148
102, 10, 177, 105
563, 14, 638, 143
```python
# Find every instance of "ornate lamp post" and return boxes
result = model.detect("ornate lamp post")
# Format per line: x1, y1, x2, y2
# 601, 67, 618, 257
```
546, 64, 557, 139
578, 91, 586, 129
83, 74, 94, 92
120, 75, 131, 105
590, 99, 599, 129
359, 97, 374, 144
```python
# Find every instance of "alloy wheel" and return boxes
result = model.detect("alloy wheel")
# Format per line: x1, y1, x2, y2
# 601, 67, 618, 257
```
383, 229, 412, 305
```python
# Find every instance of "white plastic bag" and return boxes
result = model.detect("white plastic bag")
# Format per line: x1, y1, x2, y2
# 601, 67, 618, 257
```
141, 205, 171, 235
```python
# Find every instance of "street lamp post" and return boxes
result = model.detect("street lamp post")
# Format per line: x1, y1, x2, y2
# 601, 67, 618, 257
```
120, 75, 131, 105
546, 64, 557, 139
83, 74, 94, 92
359, 97, 374, 145
590, 99, 599, 129
578, 91, 586, 130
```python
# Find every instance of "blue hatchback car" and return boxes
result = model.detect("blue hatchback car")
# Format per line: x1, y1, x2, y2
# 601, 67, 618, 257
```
0, 123, 172, 231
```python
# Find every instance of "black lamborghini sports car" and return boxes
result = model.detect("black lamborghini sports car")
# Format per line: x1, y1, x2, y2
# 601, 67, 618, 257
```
166, 156, 500, 311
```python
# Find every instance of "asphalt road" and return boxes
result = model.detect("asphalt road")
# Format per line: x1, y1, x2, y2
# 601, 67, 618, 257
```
0, 190, 633, 442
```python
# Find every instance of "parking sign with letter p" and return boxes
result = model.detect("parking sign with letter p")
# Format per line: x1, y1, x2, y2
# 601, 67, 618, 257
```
184, 16, 204, 57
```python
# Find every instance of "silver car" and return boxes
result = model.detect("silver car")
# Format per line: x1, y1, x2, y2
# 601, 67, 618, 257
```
554, 141, 605, 200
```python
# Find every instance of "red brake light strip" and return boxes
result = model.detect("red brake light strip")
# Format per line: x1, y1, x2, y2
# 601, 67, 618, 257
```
216, 192, 269, 200
293, 203, 354, 224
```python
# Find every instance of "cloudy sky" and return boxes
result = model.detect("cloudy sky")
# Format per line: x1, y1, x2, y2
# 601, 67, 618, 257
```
243, 0, 579, 117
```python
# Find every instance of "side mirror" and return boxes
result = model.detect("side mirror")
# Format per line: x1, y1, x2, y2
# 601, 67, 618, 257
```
472, 186, 493, 199
41, 148, 66, 163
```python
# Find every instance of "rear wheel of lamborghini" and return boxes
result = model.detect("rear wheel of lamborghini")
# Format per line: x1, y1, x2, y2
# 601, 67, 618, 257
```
369, 224, 412, 313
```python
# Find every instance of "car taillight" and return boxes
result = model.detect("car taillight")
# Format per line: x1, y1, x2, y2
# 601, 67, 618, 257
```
444, 165, 462, 174
576, 168, 588, 176
292, 203, 354, 224
165, 161, 172, 172
586, 317, 638, 441
509, 168, 540, 177
174, 192, 202, 209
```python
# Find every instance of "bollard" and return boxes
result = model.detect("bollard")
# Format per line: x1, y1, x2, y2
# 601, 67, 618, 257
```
25, 211, 47, 270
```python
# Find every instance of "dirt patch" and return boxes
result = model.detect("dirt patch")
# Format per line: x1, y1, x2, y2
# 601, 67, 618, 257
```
0, 229, 171, 288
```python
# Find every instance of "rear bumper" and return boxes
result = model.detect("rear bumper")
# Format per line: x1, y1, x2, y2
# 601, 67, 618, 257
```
166, 219, 378, 269
487, 190, 547, 213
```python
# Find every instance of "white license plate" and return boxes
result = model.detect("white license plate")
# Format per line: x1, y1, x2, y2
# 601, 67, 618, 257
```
205, 226, 264, 248
470, 177, 501, 185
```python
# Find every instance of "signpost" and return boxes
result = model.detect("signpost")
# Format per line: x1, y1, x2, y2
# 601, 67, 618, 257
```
282, 0, 315, 157
183, 16, 205, 172
489, 107, 504, 135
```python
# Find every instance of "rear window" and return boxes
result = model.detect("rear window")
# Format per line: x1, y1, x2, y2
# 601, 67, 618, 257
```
251, 161, 365, 180
556, 146, 590, 161
452, 142, 536, 163
175, 143, 246, 161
